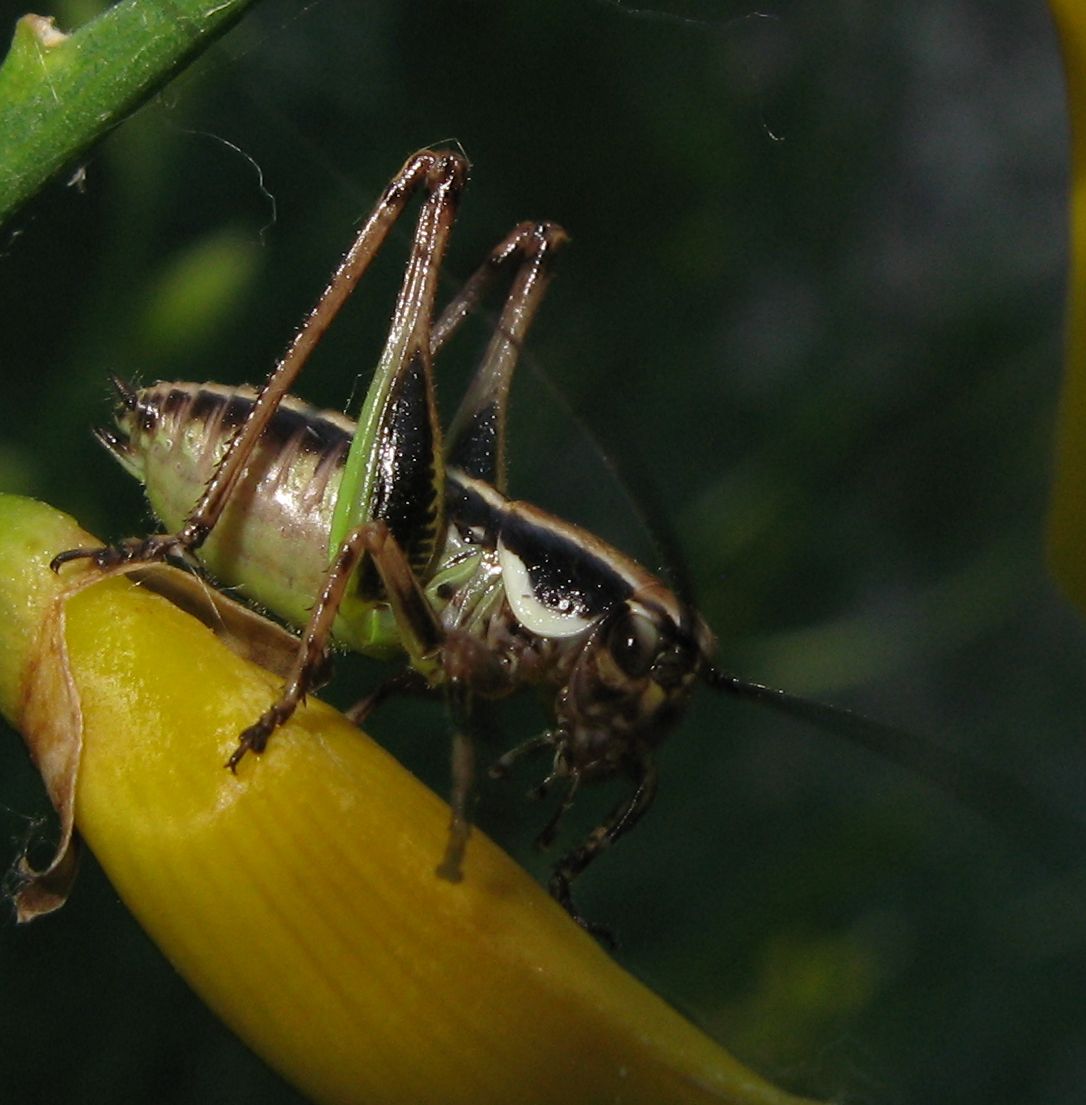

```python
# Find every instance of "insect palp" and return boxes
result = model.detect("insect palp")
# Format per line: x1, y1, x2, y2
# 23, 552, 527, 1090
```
486, 733, 552, 780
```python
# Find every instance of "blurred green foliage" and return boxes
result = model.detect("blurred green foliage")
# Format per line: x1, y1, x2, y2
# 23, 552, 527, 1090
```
0, 1, 1082, 1103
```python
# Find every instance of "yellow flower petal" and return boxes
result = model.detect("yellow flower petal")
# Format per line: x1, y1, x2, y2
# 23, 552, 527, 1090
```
0, 494, 821, 1105
1048, 0, 1086, 609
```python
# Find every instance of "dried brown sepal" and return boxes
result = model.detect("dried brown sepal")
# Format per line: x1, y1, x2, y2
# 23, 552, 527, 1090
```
4, 504, 298, 920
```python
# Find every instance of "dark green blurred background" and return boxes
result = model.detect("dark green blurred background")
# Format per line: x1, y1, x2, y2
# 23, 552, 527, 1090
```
1, 1, 1083, 1102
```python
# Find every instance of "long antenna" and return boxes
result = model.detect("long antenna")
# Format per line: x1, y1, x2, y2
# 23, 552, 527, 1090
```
706, 666, 1084, 865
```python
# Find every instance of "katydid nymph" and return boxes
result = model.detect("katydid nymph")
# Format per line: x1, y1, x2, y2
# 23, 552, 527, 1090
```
52, 149, 911, 935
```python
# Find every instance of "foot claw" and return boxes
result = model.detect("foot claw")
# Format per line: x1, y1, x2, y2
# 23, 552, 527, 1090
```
50, 534, 190, 575
577, 917, 617, 949
50, 544, 128, 572
49, 547, 96, 573
225, 720, 271, 773
434, 858, 464, 883
549, 875, 615, 947
435, 816, 470, 882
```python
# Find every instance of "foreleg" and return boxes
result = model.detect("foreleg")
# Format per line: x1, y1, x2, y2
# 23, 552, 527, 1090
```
549, 755, 659, 940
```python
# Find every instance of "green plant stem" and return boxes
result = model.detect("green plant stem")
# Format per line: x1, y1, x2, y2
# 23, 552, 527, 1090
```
0, 0, 259, 226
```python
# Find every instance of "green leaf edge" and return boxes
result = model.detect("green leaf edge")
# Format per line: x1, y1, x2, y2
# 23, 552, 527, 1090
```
0, 0, 259, 226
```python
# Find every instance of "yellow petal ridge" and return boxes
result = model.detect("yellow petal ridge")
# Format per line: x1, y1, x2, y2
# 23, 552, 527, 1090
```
0, 494, 822, 1105
1048, 0, 1086, 609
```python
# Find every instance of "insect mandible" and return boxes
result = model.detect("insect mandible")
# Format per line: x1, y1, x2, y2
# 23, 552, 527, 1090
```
52, 149, 870, 934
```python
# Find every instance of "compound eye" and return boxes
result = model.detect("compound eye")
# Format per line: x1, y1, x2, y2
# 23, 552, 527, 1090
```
606, 608, 661, 678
